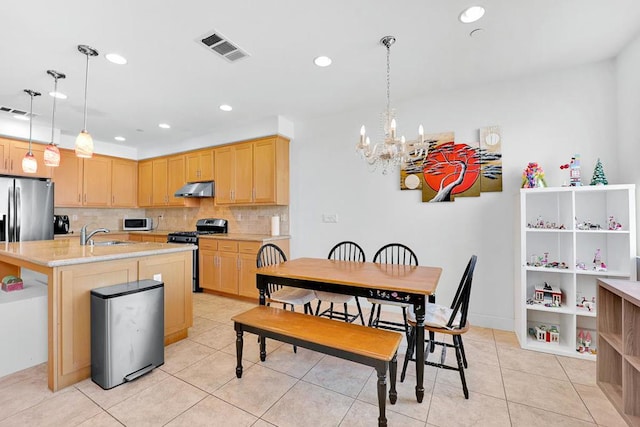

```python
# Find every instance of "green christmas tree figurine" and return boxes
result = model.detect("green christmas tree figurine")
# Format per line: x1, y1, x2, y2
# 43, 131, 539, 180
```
590, 158, 608, 186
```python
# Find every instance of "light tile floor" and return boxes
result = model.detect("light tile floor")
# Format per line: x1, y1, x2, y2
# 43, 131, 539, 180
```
0, 293, 628, 426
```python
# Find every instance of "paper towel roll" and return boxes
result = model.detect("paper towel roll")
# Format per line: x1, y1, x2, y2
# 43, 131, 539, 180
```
271, 216, 280, 236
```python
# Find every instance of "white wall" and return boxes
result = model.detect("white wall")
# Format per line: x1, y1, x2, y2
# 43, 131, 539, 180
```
616, 30, 640, 245
290, 60, 618, 331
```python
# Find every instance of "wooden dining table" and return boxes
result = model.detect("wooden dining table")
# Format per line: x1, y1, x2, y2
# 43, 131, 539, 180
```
256, 257, 442, 403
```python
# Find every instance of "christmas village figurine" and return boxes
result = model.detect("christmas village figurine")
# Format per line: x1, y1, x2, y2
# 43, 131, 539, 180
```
527, 215, 565, 229
590, 158, 608, 186
560, 154, 581, 186
577, 296, 596, 312
577, 330, 596, 354
522, 162, 547, 188
532, 282, 562, 307
529, 325, 560, 344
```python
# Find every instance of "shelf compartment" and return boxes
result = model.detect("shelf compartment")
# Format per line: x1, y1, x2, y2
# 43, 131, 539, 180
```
624, 299, 640, 357
526, 310, 573, 350
523, 190, 573, 231
526, 231, 573, 270
598, 285, 623, 338
623, 361, 640, 420
575, 232, 631, 275
597, 338, 623, 402
574, 187, 631, 233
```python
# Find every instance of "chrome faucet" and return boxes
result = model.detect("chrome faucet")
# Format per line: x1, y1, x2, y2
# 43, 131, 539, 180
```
80, 224, 110, 245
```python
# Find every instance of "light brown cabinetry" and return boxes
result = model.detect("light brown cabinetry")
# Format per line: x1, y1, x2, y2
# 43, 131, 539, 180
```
111, 158, 138, 207
186, 149, 214, 182
53, 149, 136, 208
128, 233, 167, 243
597, 278, 640, 425
214, 136, 289, 206
199, 238, 289, 299
0, 138, 53, 178
138, 155, 197, 208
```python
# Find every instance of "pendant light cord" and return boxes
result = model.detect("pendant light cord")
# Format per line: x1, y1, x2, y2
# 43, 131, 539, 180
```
29, 94, 34, 154
82, 53, 89, 132
386, 42, 391, 113
51, 77, 58, 144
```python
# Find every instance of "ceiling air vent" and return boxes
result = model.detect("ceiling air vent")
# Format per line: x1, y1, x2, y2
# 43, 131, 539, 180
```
0, 106, 37, 118
196, 30, 249, 63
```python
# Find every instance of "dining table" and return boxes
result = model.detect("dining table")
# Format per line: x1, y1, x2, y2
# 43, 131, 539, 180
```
256, 257, 442, 403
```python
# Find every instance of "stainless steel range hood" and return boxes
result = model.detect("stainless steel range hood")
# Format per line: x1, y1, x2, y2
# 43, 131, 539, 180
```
174, 181, 214, 198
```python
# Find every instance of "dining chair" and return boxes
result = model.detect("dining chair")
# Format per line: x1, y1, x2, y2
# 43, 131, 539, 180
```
256, 243, 315, 314
314, 241, 366, 324
400, 255, 477, 399
367, 243, 419, 339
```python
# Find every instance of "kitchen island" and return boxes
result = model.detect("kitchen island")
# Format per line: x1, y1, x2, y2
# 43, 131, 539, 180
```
0, 239, 196, 391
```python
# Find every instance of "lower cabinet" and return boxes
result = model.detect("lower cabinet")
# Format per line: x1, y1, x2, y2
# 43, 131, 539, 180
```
128, 233, 167, 243
199, 238, 288, 299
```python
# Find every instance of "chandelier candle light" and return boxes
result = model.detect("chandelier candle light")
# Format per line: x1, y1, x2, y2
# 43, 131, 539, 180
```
22, 89, 41, 174
356, 36, 427, 174
75, 44, 98, 158
44, 70, 65, 167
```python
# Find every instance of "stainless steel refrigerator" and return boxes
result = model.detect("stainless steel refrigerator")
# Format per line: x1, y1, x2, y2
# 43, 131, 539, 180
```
0, 177, 54, 242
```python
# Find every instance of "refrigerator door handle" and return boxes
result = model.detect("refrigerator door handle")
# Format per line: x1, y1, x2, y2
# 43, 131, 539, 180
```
8, 185, 14, 242
15, 186, 20, 242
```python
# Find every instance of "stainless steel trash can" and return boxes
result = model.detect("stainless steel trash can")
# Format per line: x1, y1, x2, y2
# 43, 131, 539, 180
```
91, 279, 164, 389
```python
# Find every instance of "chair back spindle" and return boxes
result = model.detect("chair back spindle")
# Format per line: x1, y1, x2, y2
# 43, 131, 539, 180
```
328, 241, 366, 262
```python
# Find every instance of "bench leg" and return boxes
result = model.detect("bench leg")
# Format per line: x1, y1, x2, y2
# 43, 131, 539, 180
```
234, 325, 244, 378
376, 366, 388, 427
389, 355, 397, 405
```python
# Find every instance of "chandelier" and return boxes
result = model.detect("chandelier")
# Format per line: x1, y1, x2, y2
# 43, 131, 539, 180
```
356, 36, 427, 174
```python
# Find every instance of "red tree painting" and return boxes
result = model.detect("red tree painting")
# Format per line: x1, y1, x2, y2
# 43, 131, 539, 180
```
418, 141, 502, 202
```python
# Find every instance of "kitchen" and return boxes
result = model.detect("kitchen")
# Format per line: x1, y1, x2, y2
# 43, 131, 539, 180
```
2, 1, 640, 425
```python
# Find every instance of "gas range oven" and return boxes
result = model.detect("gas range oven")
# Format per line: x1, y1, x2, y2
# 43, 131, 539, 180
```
167, 218, 228, 292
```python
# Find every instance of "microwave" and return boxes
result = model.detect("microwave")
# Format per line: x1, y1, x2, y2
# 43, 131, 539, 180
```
123, 218, 153, 231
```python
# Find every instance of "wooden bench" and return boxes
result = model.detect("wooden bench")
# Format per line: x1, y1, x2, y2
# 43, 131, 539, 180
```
232, 306, 402, 427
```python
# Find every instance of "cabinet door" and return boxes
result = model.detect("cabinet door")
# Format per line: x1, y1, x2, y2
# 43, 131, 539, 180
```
167, 155, 185, 206
214, 146, 234, 204
0, 138, 11, 174
152, 158, 168, 206
128, 234, 144, 242
9, 141, 53, 178
111, 158, 137, 207
53, 149, 83, 207
216, 251, 239, 294
234, 142, 253, 204
238, 252, 258, 298
253, 138, 276, 204
199, 150, 214, 181
199, 249, 216, 290
138, 160, 153, 207
83, 155, 111, 206
186, 152, 201, 182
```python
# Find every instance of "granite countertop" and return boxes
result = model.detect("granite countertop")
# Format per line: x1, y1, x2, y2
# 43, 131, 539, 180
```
198, 233, 290, 242
0, 240, 196, 268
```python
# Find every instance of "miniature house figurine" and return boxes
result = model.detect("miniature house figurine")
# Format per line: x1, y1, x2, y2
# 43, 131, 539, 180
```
534, 282, 562, 306
535, 326, 547, 341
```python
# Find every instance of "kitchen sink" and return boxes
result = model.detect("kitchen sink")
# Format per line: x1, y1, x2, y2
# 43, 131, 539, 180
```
91, 240, 133, 246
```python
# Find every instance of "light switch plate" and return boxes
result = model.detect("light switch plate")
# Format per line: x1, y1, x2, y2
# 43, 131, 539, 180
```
322, 214, 338, 223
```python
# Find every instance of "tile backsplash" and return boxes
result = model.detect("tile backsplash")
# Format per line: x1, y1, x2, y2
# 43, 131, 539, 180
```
56, 199, 289, 236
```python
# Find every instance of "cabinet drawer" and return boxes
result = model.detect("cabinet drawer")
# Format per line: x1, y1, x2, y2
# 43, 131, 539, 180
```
199, 239, 218, 251
238, 241, 262, 254
218, 241, 239, 252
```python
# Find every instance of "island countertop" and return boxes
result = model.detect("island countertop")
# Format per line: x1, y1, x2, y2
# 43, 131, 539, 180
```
0, 239, 196, 268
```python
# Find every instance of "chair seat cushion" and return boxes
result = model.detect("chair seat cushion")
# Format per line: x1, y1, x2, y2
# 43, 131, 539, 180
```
366, 298, 410, 308
315, 291, 354, 304
270, 287, 316, 306
408, 303, 462, 329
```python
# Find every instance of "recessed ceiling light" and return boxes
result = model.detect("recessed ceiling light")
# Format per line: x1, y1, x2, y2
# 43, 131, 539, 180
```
13, 114, 29, 121
159, 123, 171, 129
114, 136, 126, 141
105, 53, 127, 65
470, 28, 484, 38
459, 6, 485, 23
314, 56, 332, 67
219, 104, 233, 112
49, 91, 67, 99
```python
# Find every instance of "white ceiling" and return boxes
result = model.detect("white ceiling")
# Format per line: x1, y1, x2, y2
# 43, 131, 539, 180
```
1, 0, 640, 152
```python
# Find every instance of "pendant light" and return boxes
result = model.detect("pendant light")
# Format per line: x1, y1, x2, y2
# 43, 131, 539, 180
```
22, 89, 41, 174
75, 44, 98, 158
44, 70, 65, 167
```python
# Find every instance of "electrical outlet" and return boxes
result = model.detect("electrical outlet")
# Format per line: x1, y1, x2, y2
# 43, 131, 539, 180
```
322, 214, 338, 223
153, 273, 162, 282
72, 215, 78, 221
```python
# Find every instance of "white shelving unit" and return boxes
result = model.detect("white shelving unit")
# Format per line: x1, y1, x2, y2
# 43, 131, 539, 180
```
516, 184, 636, 360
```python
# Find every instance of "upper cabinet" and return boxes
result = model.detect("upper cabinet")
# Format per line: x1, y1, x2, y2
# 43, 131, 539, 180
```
214, 135, 289, 206
186, 149, 214, 182
0, 138, 54, 178
53, 149, 136, 208
138, 154, 198, 208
